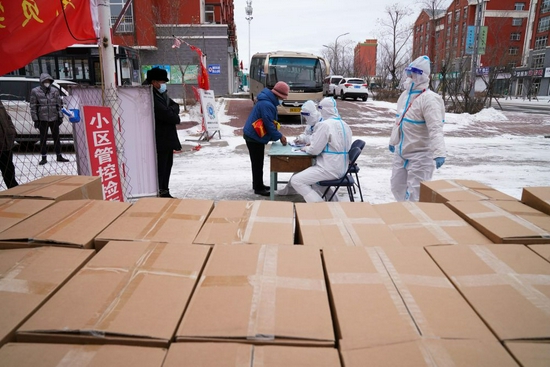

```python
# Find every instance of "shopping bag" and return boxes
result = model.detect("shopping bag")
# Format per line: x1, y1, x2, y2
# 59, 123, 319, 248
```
252, 118, 280, 138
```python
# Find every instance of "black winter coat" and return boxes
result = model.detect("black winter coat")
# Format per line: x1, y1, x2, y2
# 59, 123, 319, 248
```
152, 88, 182, 152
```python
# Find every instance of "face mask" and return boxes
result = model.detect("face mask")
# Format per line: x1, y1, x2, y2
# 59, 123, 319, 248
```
278, 100, 283, 105
43, 82, 51, 88
158, 83, 167, 93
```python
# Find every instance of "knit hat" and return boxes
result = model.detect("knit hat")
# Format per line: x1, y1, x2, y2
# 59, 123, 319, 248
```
271, 81, 290, 99
147, 67, 169, 82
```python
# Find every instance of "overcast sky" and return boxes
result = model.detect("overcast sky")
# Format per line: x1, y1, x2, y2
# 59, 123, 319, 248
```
232, 0, 450, 69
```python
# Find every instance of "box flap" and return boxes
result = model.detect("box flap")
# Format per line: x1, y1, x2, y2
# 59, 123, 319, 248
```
0, 175, 102, 201
522, 186, 550, 216
0, 199, 53, 234
420, 179, 516, 203
504, 340, 550, 367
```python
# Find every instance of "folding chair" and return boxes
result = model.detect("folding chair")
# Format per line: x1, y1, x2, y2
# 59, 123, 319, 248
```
318, 146, 363, 202
348, 139, 365, 202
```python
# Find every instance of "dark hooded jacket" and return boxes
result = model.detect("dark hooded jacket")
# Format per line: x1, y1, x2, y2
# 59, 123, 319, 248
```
30, 73, 62, 123
0, 100, 16, 151
243, 87, 283, 144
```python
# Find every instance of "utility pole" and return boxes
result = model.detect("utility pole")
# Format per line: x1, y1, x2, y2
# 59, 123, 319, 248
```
245, 1, 253, 70
97, 0, 117, 89
469, 0, 483, 100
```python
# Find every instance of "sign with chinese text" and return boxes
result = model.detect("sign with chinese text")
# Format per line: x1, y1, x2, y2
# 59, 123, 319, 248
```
465, 26, 488, 55
199, 89, 220, 133
83, 106, 124, 202
0, 0, 98, 76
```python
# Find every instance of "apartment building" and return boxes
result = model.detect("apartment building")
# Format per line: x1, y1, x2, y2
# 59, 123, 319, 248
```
353, 39, 378, 83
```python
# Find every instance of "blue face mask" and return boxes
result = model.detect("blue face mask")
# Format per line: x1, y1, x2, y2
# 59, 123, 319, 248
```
158, 83, 167, 93
278, 100, 283, 105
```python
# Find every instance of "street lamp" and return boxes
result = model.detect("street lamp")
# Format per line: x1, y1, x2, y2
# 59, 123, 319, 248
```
334, 32, 349, 75
245, 1, 253, 70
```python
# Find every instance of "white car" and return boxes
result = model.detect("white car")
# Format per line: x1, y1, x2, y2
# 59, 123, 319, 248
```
0, 77, 76, 147
334, 77, 369, 101
323, 75, 344, 96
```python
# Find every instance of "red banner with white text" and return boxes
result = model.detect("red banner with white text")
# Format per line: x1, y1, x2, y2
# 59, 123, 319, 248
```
0, 0, 98, 76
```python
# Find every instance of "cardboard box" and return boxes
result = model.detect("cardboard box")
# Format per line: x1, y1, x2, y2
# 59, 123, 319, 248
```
504, 341, 550, 367
426, 244, 550, 341
175, 244, 334, 346
373, 202, 493, 246
16, 241, 209, 347
0, 247, 94, 347
446, 200, 550, 244
0, 199, 130, 249
341, 339, 519, 367
0, 175, 103, 201
295, 202, 401, 247
164, 343, 340, 367
323, 246, 496, 351
420, 179, 517, 203
94, 198, 214, 250
529, 245, 550, 263
522, 187, 550, 216
0, 198, 53, 234
193, 201, 294, 245
0, 343, 167, 367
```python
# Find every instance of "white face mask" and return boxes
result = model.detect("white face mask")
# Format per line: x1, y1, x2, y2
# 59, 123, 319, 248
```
43, 82, 51, 88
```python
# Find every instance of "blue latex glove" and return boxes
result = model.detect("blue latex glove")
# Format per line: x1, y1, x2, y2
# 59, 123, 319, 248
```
435, 157, 445, 169
389, 145, 395, 153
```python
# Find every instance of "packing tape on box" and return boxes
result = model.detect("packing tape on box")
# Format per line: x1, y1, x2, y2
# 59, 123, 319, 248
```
235, 345, 254, 367
433, 180, 493, 201
82, 242, 199, 333
55, 347, 98, 367
0, 199, 30, 219
0, 248, 58, 295
237, 201, 292, 244
389, 202, 468, 245
131, 200, 207, 240
451, 245, 550, 316
38, 200, 97, 238
467, 201, 550, 238
418, 339, 456, 367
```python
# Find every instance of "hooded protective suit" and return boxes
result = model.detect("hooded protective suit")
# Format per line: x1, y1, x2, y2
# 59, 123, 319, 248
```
289, 97, 353, 202
389, 55, 446, 201
295, 100, 322, 145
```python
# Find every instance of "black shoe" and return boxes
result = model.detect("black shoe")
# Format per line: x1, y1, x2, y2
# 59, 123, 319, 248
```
254, 189, 270, 197
262, 185, 270, 191
159, 190, 174, 198
57, 156, 70, 163
38, 158, 47, 165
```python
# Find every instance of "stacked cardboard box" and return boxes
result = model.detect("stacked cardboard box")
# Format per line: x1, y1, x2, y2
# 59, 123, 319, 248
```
193, 201, 294, 245
176, 244, 334, 346
164, 343, 341, 367
420, 179, 517, 203
0, 199, 53, 236
446, 200, 550, 244
426, 244, 550, 342
94, 198, 214, 250
16, 241, 209, 347
0, 175, 103, 201
504, 341, 550, 367
0, 247, 94, 346
0, 343, 167, 366
521, 186, 550, 216
0, 200, 130, 249
529, 245, 550, 263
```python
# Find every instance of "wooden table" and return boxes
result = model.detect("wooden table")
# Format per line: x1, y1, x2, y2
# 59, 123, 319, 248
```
268, 142, 314, 200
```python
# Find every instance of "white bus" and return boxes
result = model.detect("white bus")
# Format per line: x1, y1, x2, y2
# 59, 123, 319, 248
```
249, 51, 328, 115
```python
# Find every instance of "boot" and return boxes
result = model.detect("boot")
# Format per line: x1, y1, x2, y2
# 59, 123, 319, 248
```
38, 156, 47, 165
57, 155, 70, 163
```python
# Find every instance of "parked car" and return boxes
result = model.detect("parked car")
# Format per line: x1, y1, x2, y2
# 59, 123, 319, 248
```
0, 76, 76, 147
323, 75, 344, 96
334, 77, 369, 101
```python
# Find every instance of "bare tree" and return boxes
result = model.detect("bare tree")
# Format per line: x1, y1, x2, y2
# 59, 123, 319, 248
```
376, 3, 413, 90
320, 39, 355, 76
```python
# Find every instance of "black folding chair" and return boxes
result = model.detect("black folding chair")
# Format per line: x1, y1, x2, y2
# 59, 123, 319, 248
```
318, 146, 363, 202
348, 139, 365, 202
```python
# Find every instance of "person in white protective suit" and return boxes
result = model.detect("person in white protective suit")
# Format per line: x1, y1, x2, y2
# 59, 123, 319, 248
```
289, 97, 353, 202
277, 100, 323, 196
389, 55, 446, 202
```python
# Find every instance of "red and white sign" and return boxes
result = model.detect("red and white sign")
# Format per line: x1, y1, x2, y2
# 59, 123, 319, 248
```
83, 106, 123, 202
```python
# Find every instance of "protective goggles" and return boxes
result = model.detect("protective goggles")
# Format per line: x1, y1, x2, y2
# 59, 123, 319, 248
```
405, 66, 424, 77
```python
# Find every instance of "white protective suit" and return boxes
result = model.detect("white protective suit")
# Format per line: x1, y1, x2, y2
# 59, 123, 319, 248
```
389, 55, 446, 202
295, 100, 322, 145
290, 97, 353, 203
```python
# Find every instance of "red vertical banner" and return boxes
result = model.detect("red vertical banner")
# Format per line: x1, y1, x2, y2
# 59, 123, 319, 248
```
83, 106, 124, 202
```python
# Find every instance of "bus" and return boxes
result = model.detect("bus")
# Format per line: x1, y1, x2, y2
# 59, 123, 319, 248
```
249, 51, 328, 115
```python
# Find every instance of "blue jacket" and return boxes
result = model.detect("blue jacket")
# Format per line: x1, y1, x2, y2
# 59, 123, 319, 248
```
243, 88, 283, 144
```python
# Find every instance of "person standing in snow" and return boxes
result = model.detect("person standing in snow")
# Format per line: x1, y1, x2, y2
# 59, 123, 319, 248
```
143, 67, 182, 198
0, 100, 18, 189
389, 55, 446, 202
30, 73, 70, 165
243, 81, 289, 197
289, 97, 353, 202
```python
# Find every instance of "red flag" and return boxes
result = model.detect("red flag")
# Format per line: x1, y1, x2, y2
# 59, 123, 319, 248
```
0, 0, 98, 76
189, 44, 210, 90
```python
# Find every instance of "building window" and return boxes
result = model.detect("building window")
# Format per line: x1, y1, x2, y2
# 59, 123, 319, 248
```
535, 36, 548, 50
542, 0, 550, 13
532, 53, 545, 69
464, 6, 468, 18
514, 2, 525, 10
512, 18, 523, 26
510, 33, 521, 41
205, 5, 215, 23
447, 13, 452, 23
427, 22, 430, 31
446, 27, 451, 37
539, 16, 550, 32
509, 47, 519, 55
110, 0, 134, 33
455, 10, 460, 21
